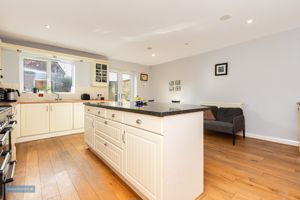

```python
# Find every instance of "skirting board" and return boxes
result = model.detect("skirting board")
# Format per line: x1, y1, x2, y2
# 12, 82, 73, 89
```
16, 129, 84, 143
237, 132, 299, 147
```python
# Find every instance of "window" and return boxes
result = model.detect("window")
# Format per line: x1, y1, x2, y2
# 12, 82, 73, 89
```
22, 56, 75, 93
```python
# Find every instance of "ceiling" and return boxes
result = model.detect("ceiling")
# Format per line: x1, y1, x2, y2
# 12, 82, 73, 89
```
0, 0, 300, 66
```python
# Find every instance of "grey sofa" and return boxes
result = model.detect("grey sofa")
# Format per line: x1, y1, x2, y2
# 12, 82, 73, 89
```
204, 106, 245, 145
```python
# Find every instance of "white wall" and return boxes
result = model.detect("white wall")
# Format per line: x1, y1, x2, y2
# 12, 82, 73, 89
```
150, 28, 300, 142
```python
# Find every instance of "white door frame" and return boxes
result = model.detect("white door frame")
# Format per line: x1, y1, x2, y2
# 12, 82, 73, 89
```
109, 69, 136, 102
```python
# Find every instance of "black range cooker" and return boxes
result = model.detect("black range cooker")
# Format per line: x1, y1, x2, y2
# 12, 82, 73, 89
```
0, 106, 17, 200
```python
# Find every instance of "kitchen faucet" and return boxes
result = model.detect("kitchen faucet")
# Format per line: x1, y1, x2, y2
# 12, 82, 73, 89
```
52, 92, 62, 101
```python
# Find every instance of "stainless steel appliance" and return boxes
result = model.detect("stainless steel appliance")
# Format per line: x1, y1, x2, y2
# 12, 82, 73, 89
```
0, 89, 6, 102
5, 89, 20, 102
0, 106, 17, 200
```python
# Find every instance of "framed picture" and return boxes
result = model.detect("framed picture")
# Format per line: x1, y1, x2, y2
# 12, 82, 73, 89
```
215, 63, 228, 76
175, 80, 181, 85
169, 81, 174, 86
169, 86, 174, 91
175, 86, 181, 91
140, 73, 148, 81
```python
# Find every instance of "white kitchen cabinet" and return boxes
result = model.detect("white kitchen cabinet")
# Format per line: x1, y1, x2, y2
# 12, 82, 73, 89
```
84, 113, 94, 148
49, 103, 73, 132
91, 62, 109, 87
73, 102, 84, 129
123, 125, 162, 200
21, 103, 50, 136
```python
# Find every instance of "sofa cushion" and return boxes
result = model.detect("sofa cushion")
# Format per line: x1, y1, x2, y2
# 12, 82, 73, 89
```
204, 120, 233, 133
207, 106, 218, 119
204, 110, 216, 120
217, 108, 243, 123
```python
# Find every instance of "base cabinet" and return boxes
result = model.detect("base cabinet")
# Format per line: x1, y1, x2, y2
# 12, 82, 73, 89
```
21, 103, 50, 136
73, 103, 84, 129
124, 125, 162, 200
84, 113, 94, 148
50, 103, 73, 132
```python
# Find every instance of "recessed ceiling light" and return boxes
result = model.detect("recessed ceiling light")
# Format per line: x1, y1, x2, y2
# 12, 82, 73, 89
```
45, 24, 50, 29
247, 19, 253, 24
184, 43, 189, 45
151, 53, 156, 57
147, 47, 152, 50
219, 15, 231, 21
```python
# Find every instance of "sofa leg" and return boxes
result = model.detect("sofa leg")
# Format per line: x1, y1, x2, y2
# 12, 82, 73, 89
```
232, 132, 236, 145
243, 129, 245, 139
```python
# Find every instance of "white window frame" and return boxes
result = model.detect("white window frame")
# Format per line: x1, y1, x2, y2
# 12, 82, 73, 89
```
20, 54, 75, 94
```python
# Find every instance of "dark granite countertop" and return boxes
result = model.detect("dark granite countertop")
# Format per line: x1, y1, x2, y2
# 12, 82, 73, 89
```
84, 102, 209, 117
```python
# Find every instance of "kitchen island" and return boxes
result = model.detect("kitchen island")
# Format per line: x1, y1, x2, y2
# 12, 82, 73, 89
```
84, 102, 208, 200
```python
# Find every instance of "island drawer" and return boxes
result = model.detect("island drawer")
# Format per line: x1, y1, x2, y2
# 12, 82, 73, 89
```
123, 112, 162, 134
85, 106, 106, 118
94, 135, 123, 174
107, 109, 123, 122
95, 117, 124, 149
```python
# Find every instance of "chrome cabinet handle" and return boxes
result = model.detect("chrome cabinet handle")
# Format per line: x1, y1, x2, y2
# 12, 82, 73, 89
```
136, 119, 142, 125
111, 114, 115, 118
46, 106, 48, 112
50, 105, 53, 111
122, 131, 125, 144
92, 120, 94, 128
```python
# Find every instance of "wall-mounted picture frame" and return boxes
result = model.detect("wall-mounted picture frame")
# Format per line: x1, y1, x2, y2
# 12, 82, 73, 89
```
169, 86, 174, 91
175, 85, 181, 91
215, 63, 228, 76
169, 80, 174, 86
140, 73, 149, 81
175, 80, 181, 85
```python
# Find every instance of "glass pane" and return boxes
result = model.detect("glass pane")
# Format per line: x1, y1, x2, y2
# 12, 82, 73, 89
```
23, 58, 48, 92
122, 73, 131, 103
109, 72, 118, 101
51, 61, 74, 92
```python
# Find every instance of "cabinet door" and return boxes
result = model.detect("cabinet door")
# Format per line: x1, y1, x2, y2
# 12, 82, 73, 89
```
50, 103, 73, 132
73, 103, 84, 129
21, 103, 50, 136
84, 113, 94, 147
124, 125, 162, 200
92, 62, 109, 87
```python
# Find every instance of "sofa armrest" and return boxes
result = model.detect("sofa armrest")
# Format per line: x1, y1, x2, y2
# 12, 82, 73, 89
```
233, 115, 245, 132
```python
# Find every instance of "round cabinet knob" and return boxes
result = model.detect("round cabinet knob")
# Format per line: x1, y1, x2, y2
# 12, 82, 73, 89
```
87, 109, 90, 112
111, 114, 115, 118
136, 119, 142, 125
98, 111, 101, 115
104, 121, 108, 125
104, 143, 108, 147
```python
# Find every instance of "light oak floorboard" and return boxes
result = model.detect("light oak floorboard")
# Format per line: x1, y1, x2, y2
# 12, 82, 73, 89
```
7, 131, 300, 200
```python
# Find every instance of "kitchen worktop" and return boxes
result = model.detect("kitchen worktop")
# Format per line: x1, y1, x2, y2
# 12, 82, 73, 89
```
84, 101, 209, 117
12, 99, 111, 104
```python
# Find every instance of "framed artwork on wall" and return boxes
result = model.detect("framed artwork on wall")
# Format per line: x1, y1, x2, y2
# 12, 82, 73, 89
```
215, 63, 228, 76
140, 73, 149, 81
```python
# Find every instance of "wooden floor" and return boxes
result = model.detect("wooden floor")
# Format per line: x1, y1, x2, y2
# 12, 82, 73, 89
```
7, 132, 300, 200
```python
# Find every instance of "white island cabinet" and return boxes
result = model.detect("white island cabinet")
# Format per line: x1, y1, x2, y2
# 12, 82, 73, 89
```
84, 102, 206, 200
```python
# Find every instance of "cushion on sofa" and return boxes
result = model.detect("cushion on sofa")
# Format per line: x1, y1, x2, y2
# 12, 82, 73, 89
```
204, 120, 233, 133
216, 108, 243, 123
204, 110, 216, 120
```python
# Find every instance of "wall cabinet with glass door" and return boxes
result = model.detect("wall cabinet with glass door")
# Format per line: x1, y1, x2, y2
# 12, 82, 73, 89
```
92, 62, 109, 87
